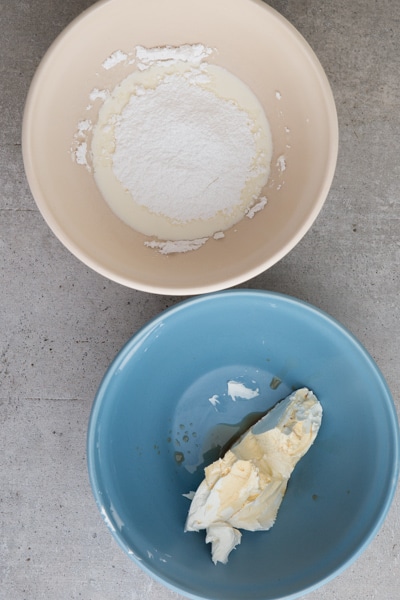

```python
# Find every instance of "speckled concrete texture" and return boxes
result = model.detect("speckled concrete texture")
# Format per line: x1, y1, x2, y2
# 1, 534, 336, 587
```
1, 1, 399, 599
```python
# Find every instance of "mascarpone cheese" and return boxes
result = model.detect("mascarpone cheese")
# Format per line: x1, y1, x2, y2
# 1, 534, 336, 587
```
184, 387, 322, 564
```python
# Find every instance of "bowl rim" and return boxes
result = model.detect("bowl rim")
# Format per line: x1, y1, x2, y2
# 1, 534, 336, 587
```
87, 289, 399, 600
22, 0, 339, 295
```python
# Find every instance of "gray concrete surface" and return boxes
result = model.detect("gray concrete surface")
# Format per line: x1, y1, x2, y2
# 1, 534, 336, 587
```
1, 1, 399, 599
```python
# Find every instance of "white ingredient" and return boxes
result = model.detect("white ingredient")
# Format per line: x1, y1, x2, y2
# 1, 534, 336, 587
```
135, 44, 212, 67
144, 238, 208, 254
88, 44, 273, 250
185, 388, 322, 564
77, 119, 91, 136
102, 50, 128, 69
75, 142, 89, 167
277, 154, 286, 172
208, 395, 220, 407
112, 76, 260, 222
227, 380, 259, 401
92, 59, 272, 242
246, 196, 267, 218
89, 88, 110, 102
205, 523, 242, 564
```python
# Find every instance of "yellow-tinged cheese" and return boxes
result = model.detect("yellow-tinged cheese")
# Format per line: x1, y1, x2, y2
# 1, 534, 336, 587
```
184, 388, 322, 564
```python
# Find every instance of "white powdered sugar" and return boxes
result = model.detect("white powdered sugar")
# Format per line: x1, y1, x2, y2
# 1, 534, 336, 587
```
135, 44, 213, 68
89, 88, 109, 102
144, 238, 208, 254
73, 44, 274, 253
246, 196, 268, 218
277, 154, 286, 172
112, 76, 259, 223
75, 142, 89, 166
102, 50, 128, 70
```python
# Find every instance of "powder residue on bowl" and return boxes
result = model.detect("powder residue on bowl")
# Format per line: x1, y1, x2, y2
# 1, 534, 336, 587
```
102, 50, 128, 70
227, 380, 259, 401
208, 395, 220, 408
89, 88, 109, 102
90, 44, 273, 250
277, 154, 286, 172
135, 43, 213, 68
144, 238, 208, 254
74, 141, 89, 168
246, 196, 268, 218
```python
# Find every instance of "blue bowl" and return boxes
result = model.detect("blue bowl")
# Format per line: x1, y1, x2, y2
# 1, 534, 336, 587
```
87, 291, 399, 600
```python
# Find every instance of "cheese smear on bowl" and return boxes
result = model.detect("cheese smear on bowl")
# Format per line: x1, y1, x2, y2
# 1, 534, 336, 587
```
184, 388, 322, 564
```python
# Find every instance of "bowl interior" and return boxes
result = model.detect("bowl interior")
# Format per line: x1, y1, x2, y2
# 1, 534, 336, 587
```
87, 291, 399, 600
22, 0, 338, 294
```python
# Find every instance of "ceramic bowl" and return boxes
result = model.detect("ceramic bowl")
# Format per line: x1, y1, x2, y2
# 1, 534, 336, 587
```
87, 290, 399, 600
22, 0, 338, 294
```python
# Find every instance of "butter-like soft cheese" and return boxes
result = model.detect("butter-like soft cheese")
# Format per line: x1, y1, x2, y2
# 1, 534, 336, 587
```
184, 388, 323, 564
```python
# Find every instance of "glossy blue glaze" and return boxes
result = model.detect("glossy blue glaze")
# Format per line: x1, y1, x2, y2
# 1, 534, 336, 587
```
87, 290, 399, 600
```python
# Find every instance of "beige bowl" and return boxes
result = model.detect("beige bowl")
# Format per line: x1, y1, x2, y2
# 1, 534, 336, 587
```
22, 0, 338, 295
